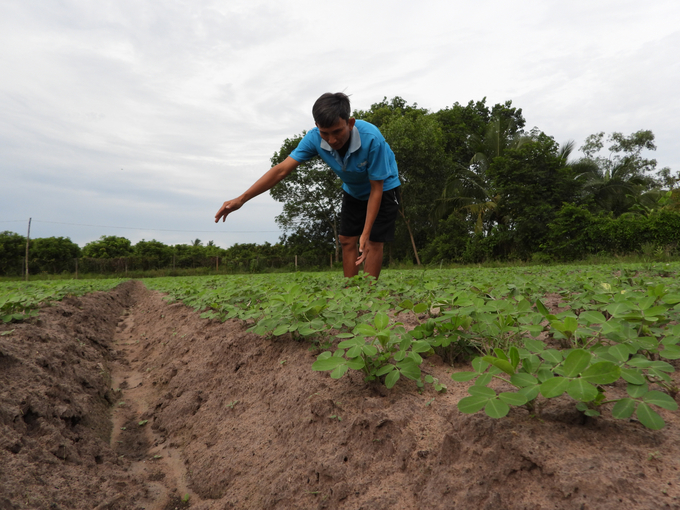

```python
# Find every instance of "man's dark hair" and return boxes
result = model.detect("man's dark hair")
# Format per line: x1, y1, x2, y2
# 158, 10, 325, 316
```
312, 92, 351, 128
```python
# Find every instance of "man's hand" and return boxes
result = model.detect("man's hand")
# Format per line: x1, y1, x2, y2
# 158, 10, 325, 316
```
356, 233, 370, 266
215, 199, 243, 223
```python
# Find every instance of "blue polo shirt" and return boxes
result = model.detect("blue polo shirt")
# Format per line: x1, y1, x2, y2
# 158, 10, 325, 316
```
289, 119, 401, 200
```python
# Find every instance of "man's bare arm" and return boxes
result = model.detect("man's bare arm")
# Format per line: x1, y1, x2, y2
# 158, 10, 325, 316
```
356, 179, 383, 265
215, 156, 301, 222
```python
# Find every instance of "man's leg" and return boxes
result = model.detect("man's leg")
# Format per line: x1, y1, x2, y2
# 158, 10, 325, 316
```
363, 240, 384, 279
339, 235, 360, 278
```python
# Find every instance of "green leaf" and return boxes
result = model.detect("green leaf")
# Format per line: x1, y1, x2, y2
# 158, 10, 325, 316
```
660, 345, 680, 360
562, 349, 592, 378
580, 361, 621, 384
471, 357, 490, 373
375, 364, 395, 376
312, 357, 346, 371
579, 311, 606, 324
273, 324, 290, 336
627, 382, 649, 398
338, 338, 361, 348
498, 392, 528, 406
620, 368, 645, 385
468, 385, 497, 398
458, 395, 488, 414
475, 373, 492, 386
648, 360, 675, 372
362, 344, 378, 357
354, 323, 378, 337
541, 349, 563, 364
493, 348, 509, 361
567, 379, 599, 402
636, 403, 665, 430
399, 299, 414, 310
398, 362, 421, 381
510, 373, 538, 387
524, 339, 546, 353
612, 399, 636, 419
330, 364, 349, 379
508, 346, 520, 369
413, 303, 429, 314
608, 344, 633, 363
642, 391, 678, 411
517, 385, 540, 401
451, 371, 477, 382
411, 340, 431, 353
540, 377, 570, 398
626, 357, 652, 368
346, 345, 362, 358
482, 356, 515, 376
374, 312, 389, 331
484, 398, 510, 418
606, 302, 631, 317
347, 357, 365, 370
534, 299, 549, 317
385, 370, 400, 389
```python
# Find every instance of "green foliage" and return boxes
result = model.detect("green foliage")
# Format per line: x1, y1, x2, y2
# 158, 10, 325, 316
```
0, 231, 27, 275
545, 205, 680, 260
0, 279, 126, 323
82, 236, 133, 258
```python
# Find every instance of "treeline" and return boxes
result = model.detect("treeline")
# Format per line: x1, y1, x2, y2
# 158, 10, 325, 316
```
0, 234, 325, 276
269, 97, 680, 264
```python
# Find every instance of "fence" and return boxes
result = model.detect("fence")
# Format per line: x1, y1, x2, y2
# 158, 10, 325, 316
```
0, 255, 337, 277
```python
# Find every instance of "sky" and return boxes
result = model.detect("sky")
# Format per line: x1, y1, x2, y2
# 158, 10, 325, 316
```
1, 0, 678, 249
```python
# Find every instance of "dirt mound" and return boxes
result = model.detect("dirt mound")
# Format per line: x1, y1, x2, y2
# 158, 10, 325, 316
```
1, 281, 679, 509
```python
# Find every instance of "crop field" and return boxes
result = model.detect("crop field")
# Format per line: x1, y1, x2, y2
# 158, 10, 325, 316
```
1, 262, 680, 509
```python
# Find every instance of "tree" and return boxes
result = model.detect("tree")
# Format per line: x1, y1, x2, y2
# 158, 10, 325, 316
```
134, 239, 173, 265
270, 134, 343, 261
487, 132, 582, 259
0, 231, 26, 275
30, 237, 80, 272
82, 236, 133, 258
575, 130, 662, 216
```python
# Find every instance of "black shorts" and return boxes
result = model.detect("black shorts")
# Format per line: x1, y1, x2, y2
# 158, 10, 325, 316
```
339, 187, 400, 243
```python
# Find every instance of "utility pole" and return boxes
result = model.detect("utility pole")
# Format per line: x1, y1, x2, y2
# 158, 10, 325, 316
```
25, 218, 31, 281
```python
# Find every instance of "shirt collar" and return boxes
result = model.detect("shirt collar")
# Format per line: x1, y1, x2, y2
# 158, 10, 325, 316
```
320, 125, 362, 154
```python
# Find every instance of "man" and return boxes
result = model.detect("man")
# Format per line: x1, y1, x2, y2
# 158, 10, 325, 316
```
215, 92, 401, 279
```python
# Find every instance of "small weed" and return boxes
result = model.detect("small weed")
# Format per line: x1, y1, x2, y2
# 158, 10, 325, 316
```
329, 414, 342, 421
0, 329, 14, 336
226, 400, 239, 409
138, 420, 148, 426
648, 451, 662, 461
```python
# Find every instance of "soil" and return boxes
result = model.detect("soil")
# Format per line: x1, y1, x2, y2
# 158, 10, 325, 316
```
1, 280, 679, 510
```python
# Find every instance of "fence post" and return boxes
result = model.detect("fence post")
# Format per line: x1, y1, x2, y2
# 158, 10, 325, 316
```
75, 258, 78, 279
295, 255, 298, 271
25, 218, 31, 282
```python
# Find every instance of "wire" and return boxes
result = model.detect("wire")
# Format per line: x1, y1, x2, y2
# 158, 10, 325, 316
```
0, 219, 281, 234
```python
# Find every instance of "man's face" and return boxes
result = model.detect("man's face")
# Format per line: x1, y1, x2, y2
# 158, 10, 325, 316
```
317, 118, 355, 151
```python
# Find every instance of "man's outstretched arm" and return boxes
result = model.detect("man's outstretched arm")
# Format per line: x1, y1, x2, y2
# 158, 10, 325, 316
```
215, 156, 301, 222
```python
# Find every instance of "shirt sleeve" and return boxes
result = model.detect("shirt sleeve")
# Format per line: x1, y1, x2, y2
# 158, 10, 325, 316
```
289, 129, 320, 163
366, 135, 396, 182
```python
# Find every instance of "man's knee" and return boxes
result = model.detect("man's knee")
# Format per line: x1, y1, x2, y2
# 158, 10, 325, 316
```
339, 235, 358, 248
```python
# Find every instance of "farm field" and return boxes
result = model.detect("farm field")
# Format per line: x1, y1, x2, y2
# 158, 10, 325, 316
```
1, 263, 680, 509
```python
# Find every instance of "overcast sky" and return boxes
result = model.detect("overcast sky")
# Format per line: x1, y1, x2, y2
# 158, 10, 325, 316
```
1, 0, 678, 249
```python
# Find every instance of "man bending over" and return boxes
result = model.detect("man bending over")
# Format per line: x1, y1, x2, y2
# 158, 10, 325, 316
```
215, 92, 401, 280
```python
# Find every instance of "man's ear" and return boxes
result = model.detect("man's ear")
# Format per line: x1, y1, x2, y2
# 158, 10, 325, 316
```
348, 117, 356, 129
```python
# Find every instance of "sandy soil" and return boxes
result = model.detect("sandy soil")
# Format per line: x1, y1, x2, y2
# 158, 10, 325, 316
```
1, 280, 679, 509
